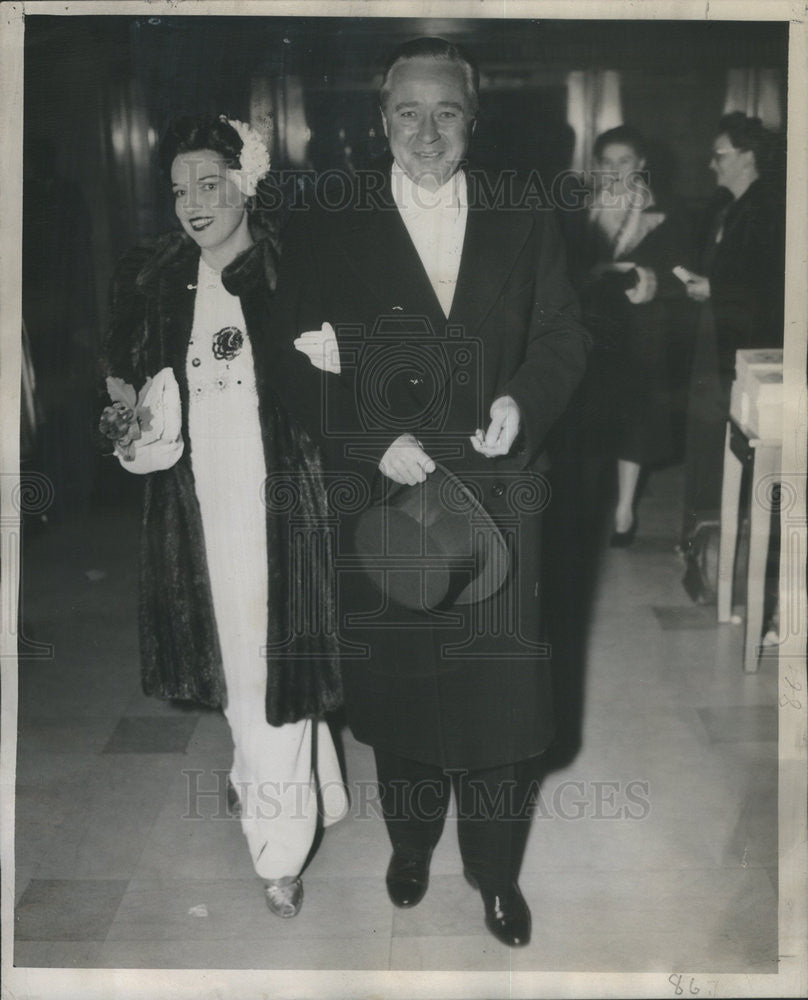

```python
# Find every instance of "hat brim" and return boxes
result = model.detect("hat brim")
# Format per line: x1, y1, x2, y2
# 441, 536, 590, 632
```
353, 463, 509, 612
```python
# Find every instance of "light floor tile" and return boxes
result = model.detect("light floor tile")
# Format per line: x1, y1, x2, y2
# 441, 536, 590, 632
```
650, 646, 778, 708
106, 875, 393, 945
97, 934, 391, 969
131, 794, 264, 882
511, 865, 777, 972
392, 874, 483, 938
29, 756, 185, 880
390, 933, 518, 972
306, 806, 391, 877
697, 705, 778, 743
718, 760, 778, 870
426, 815, 465, 875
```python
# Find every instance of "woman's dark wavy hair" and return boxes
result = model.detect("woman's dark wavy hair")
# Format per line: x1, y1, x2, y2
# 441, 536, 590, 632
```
717, 111, 772, 169
158, 114, 244, 177
593, 125, 647, 163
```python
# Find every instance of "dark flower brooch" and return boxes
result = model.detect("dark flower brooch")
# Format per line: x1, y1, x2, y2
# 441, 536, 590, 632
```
212, 326, 244, 361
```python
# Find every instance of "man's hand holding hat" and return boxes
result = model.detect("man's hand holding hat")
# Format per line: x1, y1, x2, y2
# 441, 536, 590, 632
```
379, 434, 436, 485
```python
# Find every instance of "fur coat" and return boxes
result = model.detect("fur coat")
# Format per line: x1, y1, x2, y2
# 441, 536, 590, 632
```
103, 226, 342, 725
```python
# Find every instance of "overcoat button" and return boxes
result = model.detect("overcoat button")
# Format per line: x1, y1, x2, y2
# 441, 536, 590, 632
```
492, 482, 505, 498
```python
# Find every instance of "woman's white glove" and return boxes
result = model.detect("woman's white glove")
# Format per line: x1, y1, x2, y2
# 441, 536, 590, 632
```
115, 367, 184, 474
294, 322, 341, 374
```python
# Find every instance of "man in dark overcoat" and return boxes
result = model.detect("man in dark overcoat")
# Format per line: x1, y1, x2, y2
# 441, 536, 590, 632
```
271, 36, 590, 947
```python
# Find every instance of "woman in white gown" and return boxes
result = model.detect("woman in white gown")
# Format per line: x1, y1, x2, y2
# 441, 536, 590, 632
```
101, 114, 347, 917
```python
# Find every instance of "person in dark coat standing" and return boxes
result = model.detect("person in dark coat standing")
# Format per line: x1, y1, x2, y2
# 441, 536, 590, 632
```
675, 112, 784, 602
272, 38, 590, 947
101, 115, 346, 919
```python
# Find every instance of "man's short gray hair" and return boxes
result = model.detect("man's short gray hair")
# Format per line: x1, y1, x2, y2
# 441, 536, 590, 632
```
379, 36, 480, 115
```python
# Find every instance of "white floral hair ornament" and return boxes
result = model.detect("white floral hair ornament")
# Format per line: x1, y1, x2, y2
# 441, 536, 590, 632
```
220, 116, 271, 197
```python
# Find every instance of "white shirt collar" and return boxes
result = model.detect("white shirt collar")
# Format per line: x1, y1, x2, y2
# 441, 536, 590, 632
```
391, 161, 467, 214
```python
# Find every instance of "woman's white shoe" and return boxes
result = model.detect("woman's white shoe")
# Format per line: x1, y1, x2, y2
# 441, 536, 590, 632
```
264, 876, 303, 918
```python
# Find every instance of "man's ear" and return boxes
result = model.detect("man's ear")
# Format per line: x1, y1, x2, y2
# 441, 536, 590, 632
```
380, 107, 389, 139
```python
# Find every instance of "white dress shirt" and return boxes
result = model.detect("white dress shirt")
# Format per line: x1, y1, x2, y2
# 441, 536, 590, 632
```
390, 161, 468, 318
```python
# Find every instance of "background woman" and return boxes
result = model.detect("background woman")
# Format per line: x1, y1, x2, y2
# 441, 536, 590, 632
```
676, 112, 784, 601
565, 125, 694, 545
101, 114, 346, 917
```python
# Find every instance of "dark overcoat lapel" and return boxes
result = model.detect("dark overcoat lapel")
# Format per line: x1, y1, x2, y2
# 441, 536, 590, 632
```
449, 179, 534, 342
331, 173, 446, 331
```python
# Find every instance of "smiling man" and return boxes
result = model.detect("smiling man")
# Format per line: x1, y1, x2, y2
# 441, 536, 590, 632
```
273, 36, 591, 948
381, 47, 475, 192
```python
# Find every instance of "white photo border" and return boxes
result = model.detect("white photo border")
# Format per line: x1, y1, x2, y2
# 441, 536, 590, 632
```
1, 2, 805, 998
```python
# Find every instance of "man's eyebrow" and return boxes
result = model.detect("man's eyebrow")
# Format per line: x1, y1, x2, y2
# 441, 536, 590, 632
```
393, 100, 464, 111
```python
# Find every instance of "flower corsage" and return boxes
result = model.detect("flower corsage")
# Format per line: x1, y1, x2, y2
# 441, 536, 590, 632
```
99, 368, 184, 474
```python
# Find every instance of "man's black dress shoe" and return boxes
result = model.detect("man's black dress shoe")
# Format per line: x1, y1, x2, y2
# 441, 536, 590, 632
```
386, 847, 433, 908
464, 869, 531, 947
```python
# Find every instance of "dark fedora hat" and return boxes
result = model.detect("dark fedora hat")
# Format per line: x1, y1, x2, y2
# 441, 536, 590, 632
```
353, 463, 509, 612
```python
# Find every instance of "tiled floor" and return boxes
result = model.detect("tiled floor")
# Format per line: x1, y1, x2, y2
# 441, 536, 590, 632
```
12, 464, 780, 979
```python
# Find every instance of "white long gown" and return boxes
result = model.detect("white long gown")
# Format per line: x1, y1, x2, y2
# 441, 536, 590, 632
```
186, 256, 347, 881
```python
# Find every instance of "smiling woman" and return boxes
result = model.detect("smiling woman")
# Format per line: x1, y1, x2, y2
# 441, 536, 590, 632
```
100, 113, 348, 919
171, 152, 251, 267
162, 116, 255, 270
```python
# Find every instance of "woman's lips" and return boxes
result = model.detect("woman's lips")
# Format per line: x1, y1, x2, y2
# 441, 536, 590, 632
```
189, 217, 214, 232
